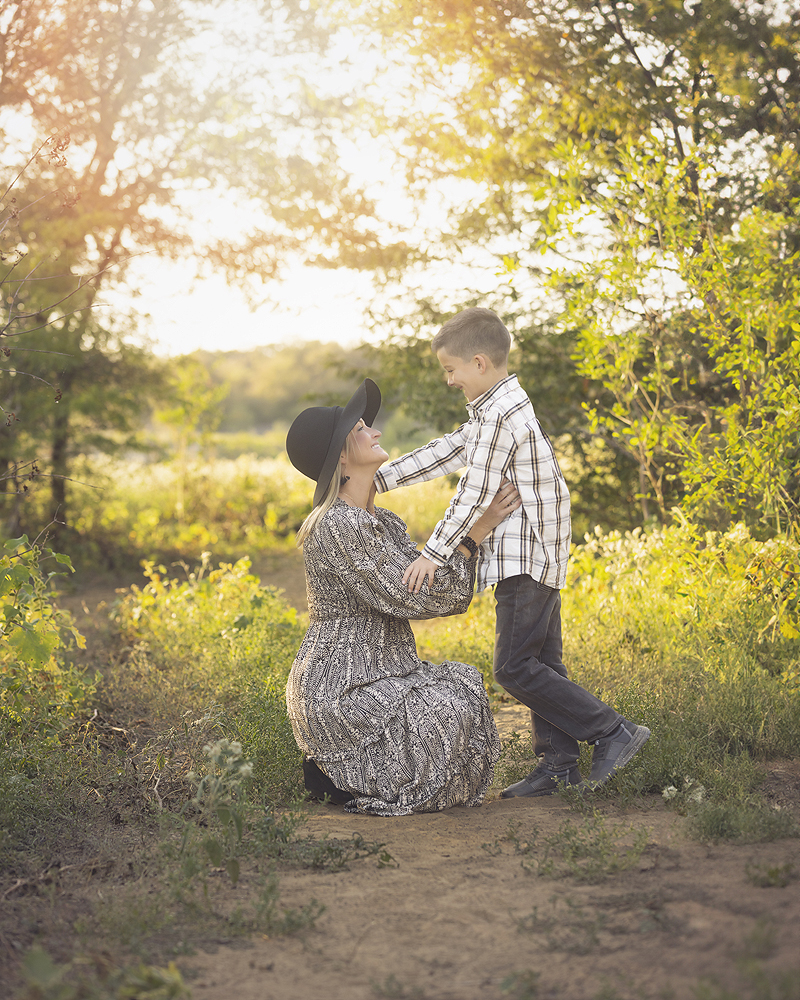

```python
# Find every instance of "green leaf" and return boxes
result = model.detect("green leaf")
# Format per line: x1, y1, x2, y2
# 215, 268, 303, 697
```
21, 946, 65, 989
216, 806, 231, 827
8, 626, 58, 665
3, 536, 28, 553
202, 837, 223, 867
225, 858, 240, 885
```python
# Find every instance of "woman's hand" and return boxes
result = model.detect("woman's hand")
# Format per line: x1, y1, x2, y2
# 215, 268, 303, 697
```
474, 479, 522, 533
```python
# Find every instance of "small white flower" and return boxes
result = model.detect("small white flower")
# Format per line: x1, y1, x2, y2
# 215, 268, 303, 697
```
662, 785, 678, 801
687, 784, 706, 804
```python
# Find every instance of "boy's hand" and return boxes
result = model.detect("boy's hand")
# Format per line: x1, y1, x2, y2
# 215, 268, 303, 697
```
403, 555, 438, 593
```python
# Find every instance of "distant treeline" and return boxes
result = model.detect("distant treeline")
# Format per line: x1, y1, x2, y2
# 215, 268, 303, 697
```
194, 341, 370, 434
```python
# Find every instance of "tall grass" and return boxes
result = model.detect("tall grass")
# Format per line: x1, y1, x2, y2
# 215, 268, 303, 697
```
112, 555, 307, 802
22, 454, 457, 567
416, 519, 800, 810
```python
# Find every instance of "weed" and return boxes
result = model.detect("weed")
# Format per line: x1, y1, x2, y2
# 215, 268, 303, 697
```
555, 813, 650, 881
500, 970, 541, 1000
18, 946, 189, 1000
230, 872, 324, 936
744, 861, 796, 888
687, 800, 798, 844
739, 920, 778, 962
694, 961, 800, 1000
483, 812, 649, 882
251, 802, 308, 854
370, 973, 426, 998
279, 831, 397, 871
515, 896, 606, 954
180, 738, 253, 885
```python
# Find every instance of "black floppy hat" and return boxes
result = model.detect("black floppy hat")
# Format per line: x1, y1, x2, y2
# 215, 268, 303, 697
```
286, 378, 381, 508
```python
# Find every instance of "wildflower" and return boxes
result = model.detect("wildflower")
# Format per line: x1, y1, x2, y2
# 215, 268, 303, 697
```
662, 785, 678, 801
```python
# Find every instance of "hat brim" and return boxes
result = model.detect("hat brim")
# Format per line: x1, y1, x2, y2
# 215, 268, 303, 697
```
312, 378, 381, 507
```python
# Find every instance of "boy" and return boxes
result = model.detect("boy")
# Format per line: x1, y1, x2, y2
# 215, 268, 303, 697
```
374, 307, 649, 795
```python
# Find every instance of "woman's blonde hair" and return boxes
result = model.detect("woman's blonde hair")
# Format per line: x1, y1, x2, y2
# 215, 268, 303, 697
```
295, 436, 351, 548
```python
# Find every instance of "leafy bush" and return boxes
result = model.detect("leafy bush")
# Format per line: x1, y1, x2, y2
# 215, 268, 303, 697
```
0, 538, 96, 862
0, 537, 90, 734
21, 454, 455, 566
113, 555, 307, 801
417, 520, 800, 805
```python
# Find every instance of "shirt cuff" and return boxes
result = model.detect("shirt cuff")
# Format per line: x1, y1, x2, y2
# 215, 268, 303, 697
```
374, 466, 397, 494
421, 542, 450, 567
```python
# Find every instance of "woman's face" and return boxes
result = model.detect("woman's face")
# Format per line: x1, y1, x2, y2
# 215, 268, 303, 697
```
345, 419, 388, 471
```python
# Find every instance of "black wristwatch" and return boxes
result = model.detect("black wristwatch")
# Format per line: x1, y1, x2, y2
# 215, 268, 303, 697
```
459, 536, 479, 560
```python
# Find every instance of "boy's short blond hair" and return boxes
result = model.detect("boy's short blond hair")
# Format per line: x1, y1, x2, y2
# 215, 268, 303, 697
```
432, 307, 511, 367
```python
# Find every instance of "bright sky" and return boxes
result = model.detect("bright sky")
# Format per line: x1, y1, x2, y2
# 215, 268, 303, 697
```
98, 4, 523, 358
98, 7, 403, 357
112, 256, 378, 356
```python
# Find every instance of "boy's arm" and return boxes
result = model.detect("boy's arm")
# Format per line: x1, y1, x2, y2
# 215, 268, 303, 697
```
374, 423, 470, 494
405, 409, 515, 591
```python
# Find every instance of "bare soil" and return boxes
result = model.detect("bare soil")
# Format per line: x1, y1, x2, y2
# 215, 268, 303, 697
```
186, 762, 800, 1000
3, 561, 799, 1000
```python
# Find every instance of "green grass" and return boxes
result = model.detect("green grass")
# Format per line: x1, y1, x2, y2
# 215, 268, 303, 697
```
419, 521, 800, 832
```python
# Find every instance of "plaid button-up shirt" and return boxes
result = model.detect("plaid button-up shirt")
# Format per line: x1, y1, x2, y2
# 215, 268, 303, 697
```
374, 375, 572, 592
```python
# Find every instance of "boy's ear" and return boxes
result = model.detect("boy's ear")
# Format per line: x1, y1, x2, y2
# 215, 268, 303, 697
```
474, 353, 490, 373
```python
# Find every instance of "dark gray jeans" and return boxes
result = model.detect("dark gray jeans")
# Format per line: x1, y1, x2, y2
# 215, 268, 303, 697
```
493, 574, 620, 768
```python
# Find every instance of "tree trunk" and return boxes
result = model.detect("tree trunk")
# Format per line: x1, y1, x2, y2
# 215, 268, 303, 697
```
50, 397, 70, 539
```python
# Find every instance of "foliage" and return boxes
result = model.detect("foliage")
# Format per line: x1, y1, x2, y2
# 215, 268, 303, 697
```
38, 454, 310, 565
416, 518, 800, 815
196, 341, 375, 433
556, 153, 800, 530
14, 453, 454, 568
182, 738, 253, 885
686, 799, 798, 844
0, 0, 390, 533
18, 947, 190, 1000
0, 535, 90, 736
0, 536, 98, 870
485, 812, 649, 883
113, 554, 306, 799
334, 0, 800, 533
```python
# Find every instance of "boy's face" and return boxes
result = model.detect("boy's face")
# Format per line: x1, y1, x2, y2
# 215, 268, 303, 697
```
436, 348, 491, 402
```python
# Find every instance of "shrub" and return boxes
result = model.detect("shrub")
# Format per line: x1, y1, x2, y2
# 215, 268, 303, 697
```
418, 520, 800, 800
113, 556, 306, 801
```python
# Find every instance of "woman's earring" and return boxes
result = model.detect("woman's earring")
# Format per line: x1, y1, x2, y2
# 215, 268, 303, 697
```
341, 474, 350, 484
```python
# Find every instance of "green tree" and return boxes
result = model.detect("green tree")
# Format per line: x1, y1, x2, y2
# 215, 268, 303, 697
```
153, 355, 229, 521
0, 0, 389, 535
196, 341, 373, 432
334, 0, 800, 531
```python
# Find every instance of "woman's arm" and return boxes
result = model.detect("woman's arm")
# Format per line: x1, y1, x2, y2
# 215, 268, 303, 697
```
313, 506, 475, 620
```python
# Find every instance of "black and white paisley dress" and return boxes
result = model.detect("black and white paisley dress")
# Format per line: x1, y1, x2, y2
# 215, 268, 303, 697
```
286, 499, 501, 816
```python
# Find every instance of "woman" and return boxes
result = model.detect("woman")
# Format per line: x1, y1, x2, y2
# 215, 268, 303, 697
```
285, 379, 521, 815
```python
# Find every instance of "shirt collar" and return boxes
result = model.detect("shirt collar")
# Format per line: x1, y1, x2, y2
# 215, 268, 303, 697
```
466, 374, 519, 417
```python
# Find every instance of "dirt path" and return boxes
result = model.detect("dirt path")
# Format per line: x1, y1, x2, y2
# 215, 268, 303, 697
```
183, 764, 800, 1000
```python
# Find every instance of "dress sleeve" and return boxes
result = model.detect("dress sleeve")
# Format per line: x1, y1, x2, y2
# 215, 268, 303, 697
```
313, 504, 475, 620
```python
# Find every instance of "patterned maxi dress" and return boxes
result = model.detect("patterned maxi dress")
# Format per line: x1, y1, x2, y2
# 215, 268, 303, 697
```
286, 499, 502, 816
